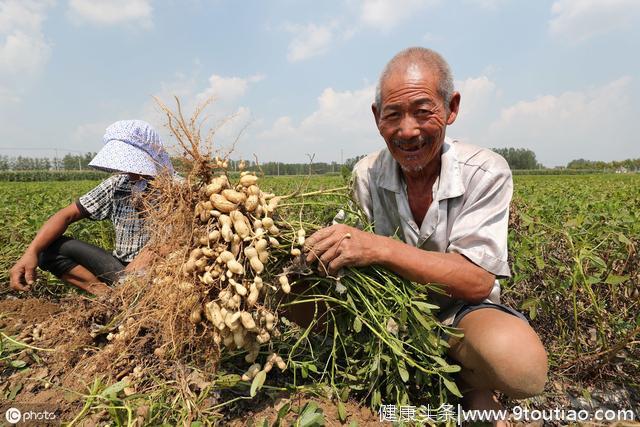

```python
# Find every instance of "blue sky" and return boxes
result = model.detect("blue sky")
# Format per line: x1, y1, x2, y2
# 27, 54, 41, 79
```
1, 0, 639, 167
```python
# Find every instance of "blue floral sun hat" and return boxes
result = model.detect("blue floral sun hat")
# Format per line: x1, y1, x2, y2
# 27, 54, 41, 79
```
89, 120, 175, 176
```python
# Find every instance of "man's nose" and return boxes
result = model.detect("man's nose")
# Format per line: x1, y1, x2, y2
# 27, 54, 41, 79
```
396, 115, 420, 139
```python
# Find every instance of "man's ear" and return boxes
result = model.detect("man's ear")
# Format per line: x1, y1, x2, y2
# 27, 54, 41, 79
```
446, 91, 461, 125
372, 103, 381, 128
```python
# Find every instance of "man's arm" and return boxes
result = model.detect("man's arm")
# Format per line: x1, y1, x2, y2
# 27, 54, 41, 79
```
9, 202, 87, 291
305, 224, 495, 303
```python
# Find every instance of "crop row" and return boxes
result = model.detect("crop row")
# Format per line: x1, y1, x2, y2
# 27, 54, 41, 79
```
1, 174, 637, 385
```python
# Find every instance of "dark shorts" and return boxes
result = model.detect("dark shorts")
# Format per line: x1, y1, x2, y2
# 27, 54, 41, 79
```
450, 301, 528, 328
38, 236, 128, 286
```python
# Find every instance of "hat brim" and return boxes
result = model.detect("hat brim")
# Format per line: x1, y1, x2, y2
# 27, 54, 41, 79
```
89, 139, 160, 176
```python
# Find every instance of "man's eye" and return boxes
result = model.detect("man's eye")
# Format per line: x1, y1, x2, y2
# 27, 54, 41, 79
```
416, 109, 432, 116
383, 112, 400, 120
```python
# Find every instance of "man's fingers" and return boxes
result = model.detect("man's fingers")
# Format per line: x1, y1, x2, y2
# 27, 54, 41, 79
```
306, 238, 338, 263
9, 270, 30, 292
304, 226, 336, 249
327, 254, 348, 276
24, 268, 36, 285
9, 267, 25, 291
318, 243, 342, 270
305, 225, 357, 260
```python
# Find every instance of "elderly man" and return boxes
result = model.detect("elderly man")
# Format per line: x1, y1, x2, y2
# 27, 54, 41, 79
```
305, 47, 547, 410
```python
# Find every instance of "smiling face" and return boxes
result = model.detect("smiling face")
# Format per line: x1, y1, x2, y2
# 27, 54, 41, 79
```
373, 62, 459, 177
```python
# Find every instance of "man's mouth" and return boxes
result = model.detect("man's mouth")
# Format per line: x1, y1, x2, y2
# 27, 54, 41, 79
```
392, 137, 427, 153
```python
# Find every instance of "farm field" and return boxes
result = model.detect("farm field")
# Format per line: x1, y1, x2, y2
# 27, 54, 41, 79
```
1, 173, 638, 424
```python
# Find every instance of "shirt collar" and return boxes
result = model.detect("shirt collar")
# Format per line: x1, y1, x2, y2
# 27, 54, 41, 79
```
376, 137, 465, 200
436, 137, 465, 200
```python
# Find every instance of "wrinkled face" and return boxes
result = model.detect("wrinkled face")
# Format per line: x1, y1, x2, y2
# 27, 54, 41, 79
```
374, 63, 457, 175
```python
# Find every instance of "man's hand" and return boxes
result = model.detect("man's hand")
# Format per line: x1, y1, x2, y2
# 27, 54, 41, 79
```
124, 247, 156, 273
304, 224, 381, 276
9, 252, 39, 292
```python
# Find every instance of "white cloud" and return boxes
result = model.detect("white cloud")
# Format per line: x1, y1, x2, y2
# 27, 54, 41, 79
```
359, 0, 437, 31
254, 84, 379, 162
466, 0, 506, 9
137, 72, 263, 157
455, 76, 497, 120
285, 22, 335, 62
0, 0, 53, 76
67, 0, 153, 27
422, 32, 442, 43
258, 116, 295, 140
282, 0, 439, 63
196, 74, 264, 103
549, 0, 640, 43
485, 77, 637, 166
72, 120, 111, 147
0, 84, 20, 103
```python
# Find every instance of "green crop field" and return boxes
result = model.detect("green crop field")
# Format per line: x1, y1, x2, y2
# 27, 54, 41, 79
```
1, 173, 638, 423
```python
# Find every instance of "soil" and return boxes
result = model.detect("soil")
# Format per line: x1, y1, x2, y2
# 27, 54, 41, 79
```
0, 297, 63, 334
0, 295, 121, 422
227, 394, 383, 426
2, 296, 639, 426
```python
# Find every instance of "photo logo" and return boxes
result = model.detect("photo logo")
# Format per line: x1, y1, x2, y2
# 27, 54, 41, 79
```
5, 407, 21, 424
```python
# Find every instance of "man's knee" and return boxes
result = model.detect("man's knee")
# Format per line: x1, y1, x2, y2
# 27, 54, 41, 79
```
449, 309, 548, 398
37, 236, 77, 277
492, 332, 547, 398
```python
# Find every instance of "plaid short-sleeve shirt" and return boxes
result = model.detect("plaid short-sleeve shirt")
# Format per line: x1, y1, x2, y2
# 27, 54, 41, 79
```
77, 174, 149, 262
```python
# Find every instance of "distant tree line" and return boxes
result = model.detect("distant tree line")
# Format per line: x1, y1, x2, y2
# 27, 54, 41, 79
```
0, 153, 96, 171
2, 150, 638, 174
491, 148, 542, 170
566, 158, 640, 171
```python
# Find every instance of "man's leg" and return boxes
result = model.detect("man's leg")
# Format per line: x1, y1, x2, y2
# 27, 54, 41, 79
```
38, 236, 126, 296
60, 265, 112, 296
448, 308, 548, 399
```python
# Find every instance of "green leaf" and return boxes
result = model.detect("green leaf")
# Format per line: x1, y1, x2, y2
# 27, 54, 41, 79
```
442, 377, 462, 397
520, 297, 538, 310
8, 383, 22, 400
10, 360, 27, 369
276, 402, 291, 426
429, 355, 449, 367
101, 380, 128, 398
215, 373, 241, 388
371, 389, 381, 407
411, 308, 432, 330
535, 256, 545, 270
586, 276, 600, 285
617, 233, 632, 245
340, 386, 350, 402
590, 255, 607, 269
250, 370, 266, 397
397, 359, 409, 382
438, 364, 461, 373
412, 301, 440, 311
337, 400, 347, 422
298, 402, 324, 427
605, 274, 629, 285
353, 317, 362, 333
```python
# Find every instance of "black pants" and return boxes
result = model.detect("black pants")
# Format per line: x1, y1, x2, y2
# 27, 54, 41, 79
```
38, 236, 127, 286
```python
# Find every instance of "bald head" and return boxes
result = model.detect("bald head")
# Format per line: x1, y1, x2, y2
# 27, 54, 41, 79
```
375, 47, 454, 112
